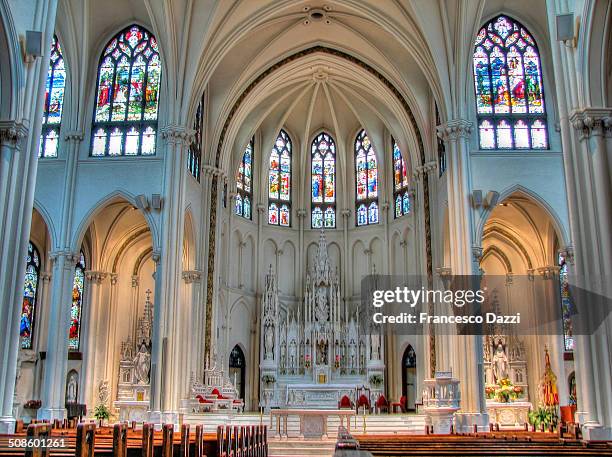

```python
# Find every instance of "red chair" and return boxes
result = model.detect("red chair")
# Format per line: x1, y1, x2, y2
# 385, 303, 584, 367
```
391, 396, 406, 413
357, 394, 371, 413
560, 405, 576, 424
376, 395, 389, 414
338, 395, 353, 409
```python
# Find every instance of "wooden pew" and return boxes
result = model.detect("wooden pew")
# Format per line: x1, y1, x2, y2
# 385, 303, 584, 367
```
25, 423, 51, 457
161, 424, 173, 457
75, 423, 95, 457
141, 423, 154, 457
113, 423, 127, 457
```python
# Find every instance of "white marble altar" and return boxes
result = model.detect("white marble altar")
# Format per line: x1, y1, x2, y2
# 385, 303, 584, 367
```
486, 401, 532, 427
422, 371, 461, 434
270, 409, 355, 439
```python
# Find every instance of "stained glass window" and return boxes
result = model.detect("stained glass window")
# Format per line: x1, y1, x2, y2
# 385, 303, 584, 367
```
436, 104, 446, 176
91, 25, 161, 156
235, 138, 254, 220
188, 94, 204, 181
39, 35, 66, 158
473, 16, 548, 149
354, 130, 378, 226
392, 138, 410, 218
268, 130, 291, 226
311, 132, 336, 228
20, 242, 41, 349
559, 252, 574, 352
68, 251, 86, 351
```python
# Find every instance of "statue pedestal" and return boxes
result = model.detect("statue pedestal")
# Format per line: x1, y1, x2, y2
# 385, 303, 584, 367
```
486, 401, 532, 427
422, 373, 460, 434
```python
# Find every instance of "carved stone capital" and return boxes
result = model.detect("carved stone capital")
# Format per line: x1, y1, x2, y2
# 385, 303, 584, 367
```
341, 209, 351, 218
505, 272, 514, 285
182, 270, 202, 284
0, 121, 28, 146
537, 265, 560, 279
257, 204, 266, 213
570, 108, 612, 140
202, 164, 225, 179
85, 270, 108, 284
110, 273, 119, 285
40, 272, 52, 282
296, 209, 307, 218
559, 245, 575, 265
436, 119, 473, 142
131, 275, 140, 287
152, 250, 161, 264
472, 245, 483, 263
160, 125, 195, 146
64, 131, 85, 143
49, 250, 79, 265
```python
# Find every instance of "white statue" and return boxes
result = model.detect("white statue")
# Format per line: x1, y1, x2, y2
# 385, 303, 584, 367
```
492, 340, 508, 381
66, 372, 78, 402
264, 323, 274, 360
133, 342, 151, 384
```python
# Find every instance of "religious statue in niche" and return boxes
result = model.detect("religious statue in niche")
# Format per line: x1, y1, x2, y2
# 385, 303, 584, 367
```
65, 370, 79, 404
492, 339, 509, 382
114, 290, 154, 419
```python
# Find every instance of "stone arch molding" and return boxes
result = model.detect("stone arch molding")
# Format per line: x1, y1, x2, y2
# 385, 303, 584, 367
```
71, 190, 160, 254
0, 0, 23, 119
475, 184, 569, 249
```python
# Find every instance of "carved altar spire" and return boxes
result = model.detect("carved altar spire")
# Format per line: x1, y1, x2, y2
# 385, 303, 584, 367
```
313, 230, 332, 285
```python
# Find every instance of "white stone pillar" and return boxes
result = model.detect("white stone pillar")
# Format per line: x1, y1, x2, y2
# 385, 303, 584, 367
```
437, 120, 488, 430
38, 251, 79, 421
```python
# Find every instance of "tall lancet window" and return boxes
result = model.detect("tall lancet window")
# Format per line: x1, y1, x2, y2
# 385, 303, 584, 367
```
188, 94, 203, 181
91, 25, 161, 156
40, 35, 66, 158
311, 132, 336, 229
559, 252, 574, 352
392, 138, 410, 218
473, 15, 547, 149
20, 242, 41, 349
268, 130, 291, 226
68, 251, 86, 351
355, 129, 378, 226
235, 137, 254, 220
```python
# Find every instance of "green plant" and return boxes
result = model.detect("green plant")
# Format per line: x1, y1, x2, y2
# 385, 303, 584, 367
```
528, 406, 558, 430
369, 374, 384, 386
93, 404, 111, 421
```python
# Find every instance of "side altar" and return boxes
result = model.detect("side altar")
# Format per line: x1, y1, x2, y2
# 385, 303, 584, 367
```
114, 291, 153, 422
260, 231, 385, 410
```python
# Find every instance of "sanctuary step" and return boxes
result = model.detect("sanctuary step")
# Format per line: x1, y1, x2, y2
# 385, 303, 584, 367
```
182, 412, 427, 436
268, 438, 336, 457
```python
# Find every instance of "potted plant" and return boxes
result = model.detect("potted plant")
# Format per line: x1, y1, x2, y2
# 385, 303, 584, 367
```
494, 378, 521, 403
93, 404, 111, 425
528, 406, 558, 431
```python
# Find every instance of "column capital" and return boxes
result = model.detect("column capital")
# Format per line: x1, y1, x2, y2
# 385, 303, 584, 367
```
436, 119, 473, 141
296, 209, 307, 218
160, 125, 195, 146
40, 272, 52, 282
131, 275, 139, 287
537, 265, 560, 279
152, 249, 161, 264
182, 270, 202, 284
85, 270, 108, 283
413, 161, 437, 180
202, 164, 225, 179
0, 121, 28, 146
110, 273, 119, 285
472, 245, 483, 263
569, 108, 612, 140
64, 131, 85, 143
559, 245, 575, 265
49, 250, 79, 265
505, 272, 514, 285
341, 209, 351, 218
257, 203, 266, 214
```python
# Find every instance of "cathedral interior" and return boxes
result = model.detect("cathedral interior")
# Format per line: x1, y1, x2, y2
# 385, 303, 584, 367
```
0, 0, 611, 443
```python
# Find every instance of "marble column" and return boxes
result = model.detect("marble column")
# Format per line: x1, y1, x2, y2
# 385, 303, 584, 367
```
181, 270, 202, 403
150, 125, 193, 423
566, 110, 612, 439
38, 251, 79, 421
436, 120, 488, 430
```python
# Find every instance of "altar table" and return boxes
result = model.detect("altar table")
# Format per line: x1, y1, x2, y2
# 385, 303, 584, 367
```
270, 408, 355, 439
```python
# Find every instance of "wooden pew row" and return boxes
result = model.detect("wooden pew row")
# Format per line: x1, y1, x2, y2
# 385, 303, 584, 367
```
0, 422, 226, 457
354, 433, 612, 456
217, 425, 268, 457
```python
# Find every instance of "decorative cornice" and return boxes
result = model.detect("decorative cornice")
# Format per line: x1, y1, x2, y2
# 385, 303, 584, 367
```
436, 119, 473, 141
0, 121, 28, 145
182, 270, 202, 284
537, 265, 561, 279
161, 125, 195, 145
570, 108, 612, 140
202, 164, 225, 178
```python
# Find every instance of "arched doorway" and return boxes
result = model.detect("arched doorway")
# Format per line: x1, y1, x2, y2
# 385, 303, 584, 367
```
229, 345, 246, 400
401, 345, 417, 411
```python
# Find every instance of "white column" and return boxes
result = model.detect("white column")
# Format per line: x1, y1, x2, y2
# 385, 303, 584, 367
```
38, 251, 79, 421
0, 123, 31, 433
437, 120, 488, 430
